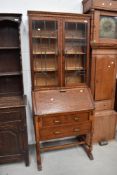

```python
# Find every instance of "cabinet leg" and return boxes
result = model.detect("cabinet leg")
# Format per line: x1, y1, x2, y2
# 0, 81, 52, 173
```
84, 124, 94, 160
36, 142, 42, 170
25, 150, 29, 166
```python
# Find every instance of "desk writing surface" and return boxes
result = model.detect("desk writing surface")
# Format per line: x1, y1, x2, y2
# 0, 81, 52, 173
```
33, 87, 94, 116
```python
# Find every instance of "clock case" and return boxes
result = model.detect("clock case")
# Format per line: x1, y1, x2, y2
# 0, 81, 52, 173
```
91, 10, 117, 45
82, 0, 117, 143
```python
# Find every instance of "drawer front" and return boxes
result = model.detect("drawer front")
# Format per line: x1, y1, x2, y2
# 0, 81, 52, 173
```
41, 113, 89, 127
40, 122, 91, 140
0, 108, 24, 123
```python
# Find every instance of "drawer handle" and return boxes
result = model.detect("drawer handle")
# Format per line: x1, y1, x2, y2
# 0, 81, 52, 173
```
73, 128, 80, 132
54, 131, 61, 135
60, 89, 66, 93
74, 117, 79, 121
53, 120, 61, 124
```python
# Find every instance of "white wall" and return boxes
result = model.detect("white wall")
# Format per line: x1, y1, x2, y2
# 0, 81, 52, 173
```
0, 0, 83, 144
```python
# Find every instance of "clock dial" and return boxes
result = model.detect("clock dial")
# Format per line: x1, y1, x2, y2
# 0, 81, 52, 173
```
100, 16, 117, 39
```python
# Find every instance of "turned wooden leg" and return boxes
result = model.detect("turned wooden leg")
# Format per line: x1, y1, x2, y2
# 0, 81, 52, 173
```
83, 144, 94, 160
34, 117, 42, 170
36, 141, 42, 170
84, 133, 94, 160
83, 113, 94, 160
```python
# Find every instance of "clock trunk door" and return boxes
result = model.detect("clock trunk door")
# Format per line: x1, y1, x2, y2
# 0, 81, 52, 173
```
95, 55, 116, 101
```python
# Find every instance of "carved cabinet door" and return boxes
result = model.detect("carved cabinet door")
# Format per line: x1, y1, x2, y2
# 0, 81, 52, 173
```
0, 122, 24, 156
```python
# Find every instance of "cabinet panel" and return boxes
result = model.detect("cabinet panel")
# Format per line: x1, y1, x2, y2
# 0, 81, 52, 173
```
0, 75, 23, 96
93, 110, 117, 143
0, 20, 19, 47
0, 50, 21, 73
0, 122, 23, 156
0, 110, 21, 123
0, 107, 25, 123
95, 100, 113, 111
0, 108, 29, 165
95, 55, 116, 100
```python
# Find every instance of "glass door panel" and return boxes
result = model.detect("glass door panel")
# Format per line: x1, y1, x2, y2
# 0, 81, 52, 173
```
64, 21, 88, 86
32, 20, 59, 87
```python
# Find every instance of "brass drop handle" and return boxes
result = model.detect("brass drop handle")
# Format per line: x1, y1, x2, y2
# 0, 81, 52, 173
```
73, 128, 80, 132
74, 117, 79, 121
60, 89, 66, 93
54, 131, 61, 135
53, 120, 61, 124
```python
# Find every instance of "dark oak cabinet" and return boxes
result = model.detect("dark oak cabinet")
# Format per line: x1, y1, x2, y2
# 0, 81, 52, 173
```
83, 0, 117, 143
0, 14, 29, 166
28, 11, 94, 170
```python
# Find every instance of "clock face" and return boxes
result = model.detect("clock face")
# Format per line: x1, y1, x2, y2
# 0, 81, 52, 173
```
100, 16, 117, 39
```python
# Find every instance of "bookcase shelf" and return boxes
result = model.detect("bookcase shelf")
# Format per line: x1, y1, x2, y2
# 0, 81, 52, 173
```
0, 71, 21, 77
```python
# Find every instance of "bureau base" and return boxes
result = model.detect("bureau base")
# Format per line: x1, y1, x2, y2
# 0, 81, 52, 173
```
33, 88, 94, 170
36, 135, 94, 171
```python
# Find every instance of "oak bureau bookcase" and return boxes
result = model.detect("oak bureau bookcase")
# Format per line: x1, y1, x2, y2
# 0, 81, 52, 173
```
28, 11, 94, 170
82, 0, 117, 143
0, 14, 29, 166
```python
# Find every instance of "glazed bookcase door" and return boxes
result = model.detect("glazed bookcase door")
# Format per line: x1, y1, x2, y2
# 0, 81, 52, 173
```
93, 11, 117, 44
31, 18, 60, 89
63, 19, 89, 86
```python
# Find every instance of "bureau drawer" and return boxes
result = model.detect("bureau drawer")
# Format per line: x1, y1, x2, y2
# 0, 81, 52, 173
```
40, 122, 91, 140
41, 113, 89, 127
